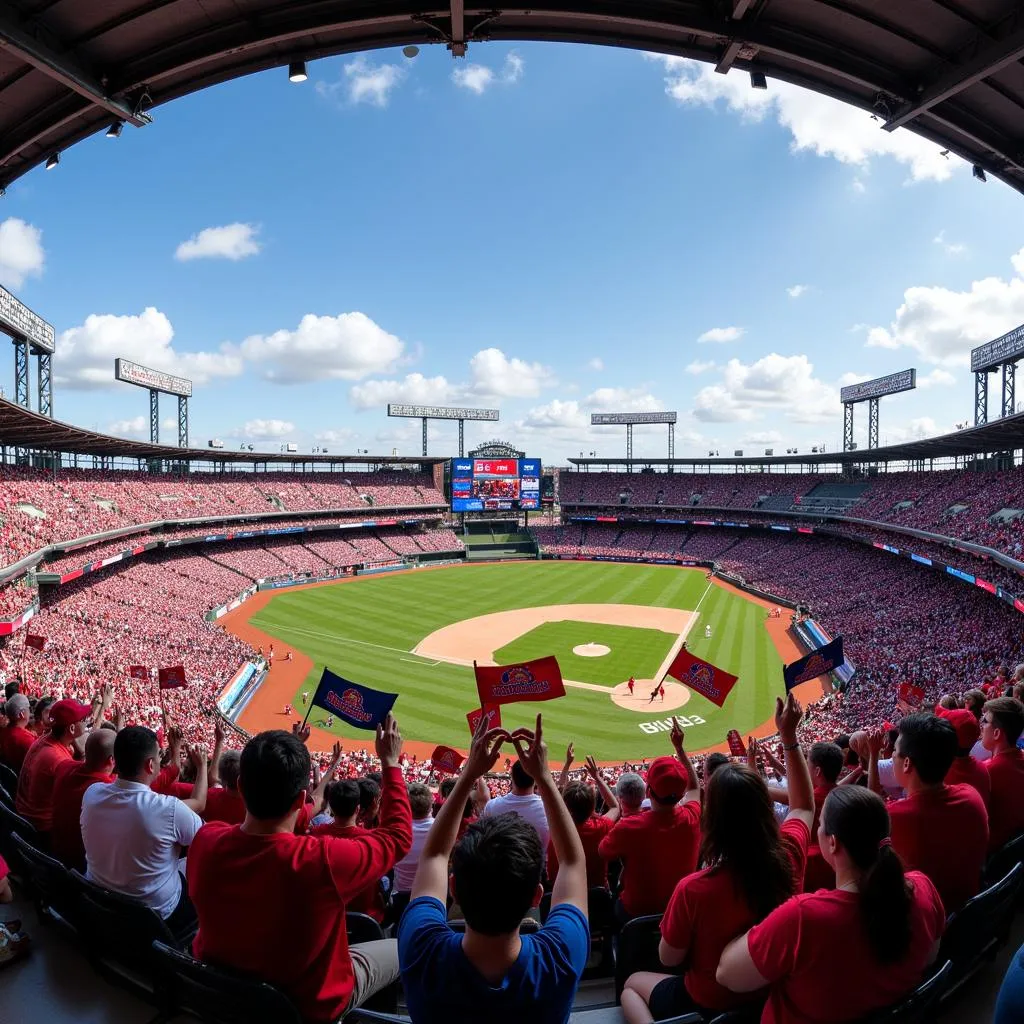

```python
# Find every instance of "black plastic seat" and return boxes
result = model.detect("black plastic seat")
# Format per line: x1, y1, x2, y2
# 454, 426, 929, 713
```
387, 889, 412, 930
857, 959, 953, 1023
984, 832, 1024, 891
0, 799, 40, 869
347, 910, 386, 944
0, 761, 18, 796
613, 913, 669, 1001
0, 780, 14, 809
8, 830, 79, 927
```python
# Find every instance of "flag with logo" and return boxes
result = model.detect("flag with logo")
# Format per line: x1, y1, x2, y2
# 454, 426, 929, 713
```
467, 705, 502, 735
783, 636, 845, 691
896, 681, 926, 715
726, 730, 747, 757
128, 665, 150, 680
309, 667, 398, 730
24, 634, 46, 651
474, 656, 565, 707
158, 665, 188, 690
431, 745, 465, 775
665, 648, 739, 708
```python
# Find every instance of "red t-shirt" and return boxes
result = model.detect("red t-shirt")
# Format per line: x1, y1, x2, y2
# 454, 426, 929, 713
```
598, 800, 701, 916
888, 784, 988, 914
187, 766, 412, 1022
944, 756, 991, 809
803, 783, 836, 893
747, 871, 945, 1024
50, 762, 115, 870
15, 735, 74, 830
309, 820, 386, 921
0, 724, 36, 772
203, 787, 246, 825
662, 817, 810, 1011
984, 747, 1024, 852
548, 814, 616, 889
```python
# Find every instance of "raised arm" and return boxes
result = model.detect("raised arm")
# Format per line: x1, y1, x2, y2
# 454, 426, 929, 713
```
557, 742, 575, 792
585, 755, 620, 822
182, 744, 209, 815
308, 741, 344, 814
776, 693, 814, 828
866, 728, 885, 796
670, 717, 701, 805
209, 719, 226, 788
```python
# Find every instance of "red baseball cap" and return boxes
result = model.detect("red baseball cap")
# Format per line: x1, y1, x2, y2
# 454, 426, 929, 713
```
48, 699, 92, 728
646, 756, 689, 801
935, 707, 980, 750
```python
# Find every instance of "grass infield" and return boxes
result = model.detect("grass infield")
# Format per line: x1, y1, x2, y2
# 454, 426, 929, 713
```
247, 561, 786, 760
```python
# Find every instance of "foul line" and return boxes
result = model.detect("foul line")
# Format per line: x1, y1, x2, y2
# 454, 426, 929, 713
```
255, 621, 442, 663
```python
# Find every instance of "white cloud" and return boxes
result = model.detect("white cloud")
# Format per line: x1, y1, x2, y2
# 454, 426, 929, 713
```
866, 247, 1024, 367
693, 353, 836, 424
786, 284, 809, 299
587, 357, 604, 371
504, 53, 524, 84
883, 417, 940, 445
316, 57, 405, 108
452, 53, 524, 94
851, 177, 867, 194
697, 325, 745, 345
237, 419, 295, 440
106, 416, 148, 439
174, 223, 261, 261
469, 347, 554, 398
55, 307, 242, 390
349, 372, 457, 410
744, 430, 783, 446
240, 311, 404, 383
685, 359, 716, 375
313, 428, 355, 444
518, 399, 588, 431
917, 368, 956, 389
646, 55, 960, 184
932, 230, 966, 256
0, 218, 45, 289
587, 386, 662, 413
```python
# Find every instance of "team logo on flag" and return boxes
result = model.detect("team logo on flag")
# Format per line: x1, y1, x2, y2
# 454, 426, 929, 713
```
494, 665, 551, 698
325, 688, 375, 724
475, 655, 565, 706
687, 662, 719, 700
793, 654, 828, 686
783, 636, 845, 691
431, 745, 466, 774
665, 648, 739, 708
128, 666, 149, 680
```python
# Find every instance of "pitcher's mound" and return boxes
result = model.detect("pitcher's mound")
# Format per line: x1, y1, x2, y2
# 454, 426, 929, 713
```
611, 680, 691, 712
573, 643, 610, 657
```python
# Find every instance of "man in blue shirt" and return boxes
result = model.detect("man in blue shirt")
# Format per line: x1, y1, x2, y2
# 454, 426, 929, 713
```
399, 712, 590, 1024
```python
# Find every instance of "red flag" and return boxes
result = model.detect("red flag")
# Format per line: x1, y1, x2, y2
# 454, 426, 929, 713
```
158, 665, 188, 690
726, 730, 747, 757
467, 705, 502, 735
24, 633, 46, 651
431, 745, 465, 775
896, 682, 925, 715
665, 648, 739, 708
128, 665, 149, 680
474, 656, 565, 707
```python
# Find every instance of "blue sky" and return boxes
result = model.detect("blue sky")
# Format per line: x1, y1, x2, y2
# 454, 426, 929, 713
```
1, 42, 1023, 462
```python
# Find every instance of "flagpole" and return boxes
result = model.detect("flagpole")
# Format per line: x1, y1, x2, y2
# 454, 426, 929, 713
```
19, 631, 28, 680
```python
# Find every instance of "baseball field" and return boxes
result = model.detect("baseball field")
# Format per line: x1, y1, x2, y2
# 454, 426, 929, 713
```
228, 561, 810, 761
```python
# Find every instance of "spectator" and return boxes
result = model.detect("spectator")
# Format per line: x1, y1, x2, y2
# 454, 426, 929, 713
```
16, 698, 92, 834
0, 852, 11, 904
202, 748, 245, 824
436, 775, 478, 843
81, 726, 207, 938
964, 689, 993, 762
358, 775, 381, 828
188, 717, 412, 1021
622, 694, 814, 1023
994, 940, 1024, 1024
480, 759, 550, 853
981, 697, 1024, 852
50, 728, 117, 871
399, 713, 589, 1024
615, 771, 646, 817
702, 752, 730, 782
599, 720, 701, 922
548, 756, 620, 889
394, 783, 436, 892
0, 693, 34, 772
717, 786, 945, 1022
936, 707, 991, 806
875, 713, 988, 913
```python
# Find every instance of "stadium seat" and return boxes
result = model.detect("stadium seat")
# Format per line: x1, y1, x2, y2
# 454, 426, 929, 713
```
0, 799, 39, 868
541, 886, 615, 977
984, 832, 1024, 891
150, 939, 303, 1024
0, 761, 18, 795
857, 959, 953, 1023
939, 863, 1024, 1000
347, 910, 387, 944
0, 780, 14, 809
613, 913, 672, 1002
7, 831, 79, 929
387, 889, 412, 930
346, 1012, 411, 1024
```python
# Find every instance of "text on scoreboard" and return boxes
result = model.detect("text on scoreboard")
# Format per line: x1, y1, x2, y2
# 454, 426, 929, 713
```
451, 458, 541, 511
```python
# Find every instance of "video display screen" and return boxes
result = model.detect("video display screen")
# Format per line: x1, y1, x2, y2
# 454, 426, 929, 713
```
451, 458, 541, 511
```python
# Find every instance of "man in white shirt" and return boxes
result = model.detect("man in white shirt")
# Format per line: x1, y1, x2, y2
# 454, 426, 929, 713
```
81, 725, 207, 940
479, 760, 550, 852
393, 783, 435, 891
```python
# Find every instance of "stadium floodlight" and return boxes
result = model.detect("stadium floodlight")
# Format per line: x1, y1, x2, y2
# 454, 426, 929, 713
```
750, 72, 767, 90
973, 164, 987, 182
45, 152, 59, 170
288, 61, 308, 83
106, 122, 123, 138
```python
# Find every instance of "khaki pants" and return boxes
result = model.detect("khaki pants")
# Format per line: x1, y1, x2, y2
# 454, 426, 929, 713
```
342, 939, 400, 1017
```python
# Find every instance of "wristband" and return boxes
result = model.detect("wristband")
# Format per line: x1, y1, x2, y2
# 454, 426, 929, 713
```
783, 742, 800, 751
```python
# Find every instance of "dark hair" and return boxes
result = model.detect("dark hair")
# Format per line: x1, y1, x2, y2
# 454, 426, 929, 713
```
34, 695, 55, 723
357, 776, 381, 811
895, 713, 957, 784
452, 813, 543, 934
408, 782, 433, 819
365, 771, 383, 786
439, 777, 457, 799
239, 730, 310, 819
4, 681, 19, 700
704, 752, 730, 780
821, 787, 912, 965
219, 750, 242, 790
326, 779, 361, 820
511, 761, 534, 791
701, 764, 794, 920
809, 742, 844, 784
562, 781, 596, 825
984, 696, 1024, 744
963, 689, 987, 717
114, 726, 160, 778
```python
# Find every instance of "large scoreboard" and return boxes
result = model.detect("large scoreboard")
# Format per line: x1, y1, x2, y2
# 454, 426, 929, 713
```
451, 458, 541, 511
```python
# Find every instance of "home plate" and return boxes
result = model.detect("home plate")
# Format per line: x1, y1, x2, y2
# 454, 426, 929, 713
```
574, 643, 610, 657
611, 680, 691, 712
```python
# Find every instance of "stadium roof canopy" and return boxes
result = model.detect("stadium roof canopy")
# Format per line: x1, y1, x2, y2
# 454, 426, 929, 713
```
569, 410, 1024, 468
2, 2, 1024, 193
0, 399, 445, 465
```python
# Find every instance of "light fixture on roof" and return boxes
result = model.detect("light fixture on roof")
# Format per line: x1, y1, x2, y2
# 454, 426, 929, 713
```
288, 61, 308, 83
972, 164, 987, 182
45, 152, 60, 170
403, 45, 420, 59
106, 121, 123, 138
749, 71, 767, 90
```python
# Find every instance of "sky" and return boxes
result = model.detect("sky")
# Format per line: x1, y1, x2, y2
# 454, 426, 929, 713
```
1, 42, 1023, 464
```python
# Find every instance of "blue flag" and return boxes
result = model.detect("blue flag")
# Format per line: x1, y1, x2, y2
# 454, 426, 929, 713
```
309, 668, 398, 730
783, 636, 845, 691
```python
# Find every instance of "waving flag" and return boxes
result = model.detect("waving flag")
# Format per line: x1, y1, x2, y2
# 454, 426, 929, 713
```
897, 681, 926, 715
665, 648, 739, 708
783, 636, 845, 691
467, 705, 502, 735
474, 656, 565, 707
24, 634, 46, 651
128, 665, 150, 680
431, 745, 466, 775
309, 667, 397, 731
726, 730, 747, 757
158, 665, 188, 690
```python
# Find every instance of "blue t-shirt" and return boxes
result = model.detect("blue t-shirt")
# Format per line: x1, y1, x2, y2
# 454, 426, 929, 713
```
398, 896, 589, 1024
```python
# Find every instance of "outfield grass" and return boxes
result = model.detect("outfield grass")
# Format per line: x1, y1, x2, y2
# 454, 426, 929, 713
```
247, 562, 785, 760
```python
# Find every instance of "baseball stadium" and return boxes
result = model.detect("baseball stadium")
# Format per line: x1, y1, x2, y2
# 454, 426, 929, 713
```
2, 3, 1024, 1023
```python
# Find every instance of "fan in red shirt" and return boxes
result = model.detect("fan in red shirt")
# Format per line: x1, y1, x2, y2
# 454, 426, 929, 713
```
936, 708, 991, 807
980, 696, 1024, 852
622, 693, 816, 1024
599, 719, 701, 922
202, 749, 246, 825
549, 756, 620, 889
875, 712, 988, 914
0, 694, 36, 772
187, 716, 413, 1022
50, 729, 117, 871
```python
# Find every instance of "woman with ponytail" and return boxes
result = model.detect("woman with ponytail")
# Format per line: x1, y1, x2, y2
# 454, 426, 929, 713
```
717, 785, 945, 1023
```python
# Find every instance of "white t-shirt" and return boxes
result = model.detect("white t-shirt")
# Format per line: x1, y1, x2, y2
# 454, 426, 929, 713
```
480, 792, 550, 852
875, 759, 904, 799
394, 815, 435, 892
81, 779, 203, 919
971, 739, 993, 762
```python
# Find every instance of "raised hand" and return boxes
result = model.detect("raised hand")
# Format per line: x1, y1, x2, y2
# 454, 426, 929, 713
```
775, 691, 803, 744
746, 736, 759, 771
511, 713, 549, 781
375, 712, 402, 769
464, 711, 508, 779
584, 754, 600, 780
670, 715, 685, 752
214, 718, 226, 745
291, 721, 311, 744
186, 743, 207, 772
112, 707, 124, 732
564, 742, 575, 769
867, 727, 886, 757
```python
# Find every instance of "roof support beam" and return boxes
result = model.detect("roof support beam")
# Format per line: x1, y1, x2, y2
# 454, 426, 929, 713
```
449, 0, 466, 56
884, 22, 1024, 131
715, 0, 755, 74
0, 9, 147, 127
